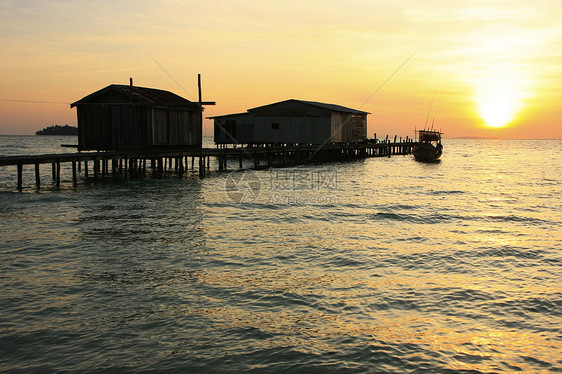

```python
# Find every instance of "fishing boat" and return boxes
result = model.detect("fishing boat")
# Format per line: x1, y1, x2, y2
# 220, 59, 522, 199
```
413, 129, 443, 162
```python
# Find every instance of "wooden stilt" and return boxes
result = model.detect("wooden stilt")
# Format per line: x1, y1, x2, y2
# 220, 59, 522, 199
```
93, 158, 99, 180
199, 156, 205, 178
158, 158, 163, 174
35, 163, 40, 188
72, 161, 77, 184
55, 162, 61, 188
17, 162, 23, 190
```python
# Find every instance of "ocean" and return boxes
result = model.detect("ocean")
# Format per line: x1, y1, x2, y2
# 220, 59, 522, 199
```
0, 135, 560, 373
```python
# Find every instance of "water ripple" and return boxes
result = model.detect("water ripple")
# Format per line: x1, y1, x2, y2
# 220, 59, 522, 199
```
1, 137, 561, 373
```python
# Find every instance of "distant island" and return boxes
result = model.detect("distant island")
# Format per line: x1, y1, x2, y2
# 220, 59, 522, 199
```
450, 136, 501, 140
36, 125, 78, 136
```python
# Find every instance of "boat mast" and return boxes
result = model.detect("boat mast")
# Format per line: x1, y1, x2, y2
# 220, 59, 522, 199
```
424, 89, 436, 130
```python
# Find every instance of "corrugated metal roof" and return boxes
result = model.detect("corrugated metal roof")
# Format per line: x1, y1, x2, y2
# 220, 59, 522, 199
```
71, 84, 199, 109
249, 99, 369, 115
209, 99, 369, 118
300, 100, 369, 114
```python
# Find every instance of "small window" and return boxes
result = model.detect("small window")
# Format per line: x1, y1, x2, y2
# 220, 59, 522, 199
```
271, 123, 279, 130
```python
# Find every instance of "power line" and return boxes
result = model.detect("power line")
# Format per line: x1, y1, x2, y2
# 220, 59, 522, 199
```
358, 51, 417, 111
307, 52, 417, 160
0, 98, 69, 105
146, 52, 196, 101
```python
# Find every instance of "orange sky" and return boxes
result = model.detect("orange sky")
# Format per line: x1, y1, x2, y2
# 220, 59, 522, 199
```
1, 0, 561, 138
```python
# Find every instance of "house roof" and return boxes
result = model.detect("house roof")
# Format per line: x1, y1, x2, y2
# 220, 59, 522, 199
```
70, 84, 199, 109
248, 99, 369, 115
208, 99, 369, 119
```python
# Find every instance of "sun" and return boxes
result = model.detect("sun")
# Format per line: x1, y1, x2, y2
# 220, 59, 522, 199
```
470, 64, 533, 129
477, 88, 519, 128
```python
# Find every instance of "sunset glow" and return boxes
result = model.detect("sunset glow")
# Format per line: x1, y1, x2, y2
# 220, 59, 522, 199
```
0, 1, 561, 138
473, 70, 531, 129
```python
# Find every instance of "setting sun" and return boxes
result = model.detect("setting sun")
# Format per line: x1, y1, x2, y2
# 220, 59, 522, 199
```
472, 66, 532, 129
477, 88, 519, 128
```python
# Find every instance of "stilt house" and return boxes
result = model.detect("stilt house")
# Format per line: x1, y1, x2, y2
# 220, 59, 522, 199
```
211, 99, 368, 145
71, 82, 202, 151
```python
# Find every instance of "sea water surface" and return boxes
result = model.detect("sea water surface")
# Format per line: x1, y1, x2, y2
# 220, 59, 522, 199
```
0, 136, 560, 373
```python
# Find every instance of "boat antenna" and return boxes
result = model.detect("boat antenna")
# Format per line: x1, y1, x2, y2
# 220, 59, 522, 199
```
424, 89, 437, 130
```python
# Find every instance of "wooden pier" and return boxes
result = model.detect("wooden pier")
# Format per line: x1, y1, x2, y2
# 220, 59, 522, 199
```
0, 139, 415, 190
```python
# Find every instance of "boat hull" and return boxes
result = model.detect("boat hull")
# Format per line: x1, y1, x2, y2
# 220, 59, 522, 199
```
413, 143, 442, 162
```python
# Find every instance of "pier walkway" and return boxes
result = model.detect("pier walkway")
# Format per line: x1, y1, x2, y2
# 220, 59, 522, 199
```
0, 139, 415, 190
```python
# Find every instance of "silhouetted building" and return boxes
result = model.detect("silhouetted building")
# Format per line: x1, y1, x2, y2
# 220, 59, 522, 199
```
211, 99, 368, 145
71, 83, 202, 151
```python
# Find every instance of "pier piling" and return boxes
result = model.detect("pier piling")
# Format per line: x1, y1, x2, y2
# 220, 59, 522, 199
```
35, 163, 40, 188
17, 162, 23, 190
72, 161, 77, 184
55, 162, 60, 187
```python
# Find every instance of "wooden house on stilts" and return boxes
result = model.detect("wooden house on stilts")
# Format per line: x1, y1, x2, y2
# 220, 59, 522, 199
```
71, 79, 205, 151
211, 99, 368, 146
